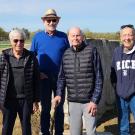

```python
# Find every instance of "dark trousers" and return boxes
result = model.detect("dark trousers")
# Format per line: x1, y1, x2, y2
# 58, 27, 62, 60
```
2, 98, 32, 135
40, 77, 65, 135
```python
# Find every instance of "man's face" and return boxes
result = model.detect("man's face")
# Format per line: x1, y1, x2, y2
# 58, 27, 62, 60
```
120, 27, 135, 49
42, 17, 59, 32
68, 28, 84, 48
10, 33, 24, 52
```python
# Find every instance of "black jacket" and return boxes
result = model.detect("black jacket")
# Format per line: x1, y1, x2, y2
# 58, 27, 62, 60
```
57, 43, 103, 104
0, 48, 40, 110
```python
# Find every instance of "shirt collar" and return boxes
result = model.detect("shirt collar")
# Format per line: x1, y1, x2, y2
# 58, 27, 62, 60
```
9, 49, 25, 57
124, 44, 135, 54
45, 30, 57, 36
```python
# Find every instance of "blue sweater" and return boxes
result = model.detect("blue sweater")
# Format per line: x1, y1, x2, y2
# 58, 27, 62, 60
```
111, 45, 135, 99
30, 30, 69, 75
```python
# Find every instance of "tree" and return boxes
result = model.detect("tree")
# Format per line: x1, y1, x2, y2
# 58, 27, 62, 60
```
22, 28, 30, 39
0, 27, 8, 41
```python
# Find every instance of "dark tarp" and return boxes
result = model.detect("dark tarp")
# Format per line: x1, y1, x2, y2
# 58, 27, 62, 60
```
86, 39, 119, 125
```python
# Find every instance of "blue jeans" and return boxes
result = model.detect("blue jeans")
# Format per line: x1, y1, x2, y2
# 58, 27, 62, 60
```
40, 76, 65, 135
117, 95, 135, 135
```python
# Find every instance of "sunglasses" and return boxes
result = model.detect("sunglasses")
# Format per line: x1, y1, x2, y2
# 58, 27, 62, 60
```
121, 24, 134, 29
13, 39, 25, 44
46, 19, 57, 23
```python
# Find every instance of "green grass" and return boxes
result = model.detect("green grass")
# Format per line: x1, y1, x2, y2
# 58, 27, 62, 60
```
0, 44, 10, 52
0, 44, 10, 48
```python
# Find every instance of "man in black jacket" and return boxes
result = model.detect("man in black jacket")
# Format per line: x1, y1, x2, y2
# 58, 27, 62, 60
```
53, 27, 103, 135
0, 29, 40, 135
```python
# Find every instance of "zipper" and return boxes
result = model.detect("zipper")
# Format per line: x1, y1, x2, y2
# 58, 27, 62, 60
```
74, 52, 78, 98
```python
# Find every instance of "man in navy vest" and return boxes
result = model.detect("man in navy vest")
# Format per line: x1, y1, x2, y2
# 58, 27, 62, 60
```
53, 27, 103, 135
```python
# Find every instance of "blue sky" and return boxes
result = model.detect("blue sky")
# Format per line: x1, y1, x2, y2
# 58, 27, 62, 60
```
0, 0, 135, 33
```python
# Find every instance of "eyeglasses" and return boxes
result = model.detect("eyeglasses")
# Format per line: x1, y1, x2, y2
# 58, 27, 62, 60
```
46, 19, 57, 23
121, 24, 134, 30
13, 39, 25, 44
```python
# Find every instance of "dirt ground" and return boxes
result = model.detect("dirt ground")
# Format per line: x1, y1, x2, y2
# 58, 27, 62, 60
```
0, 111, 40, 135
0, 110, 135, 135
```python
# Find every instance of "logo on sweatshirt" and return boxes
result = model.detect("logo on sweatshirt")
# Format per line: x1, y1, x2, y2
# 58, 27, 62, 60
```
123, 70, 128, 76
116, 60, 135, 76
116, 60, 135, 70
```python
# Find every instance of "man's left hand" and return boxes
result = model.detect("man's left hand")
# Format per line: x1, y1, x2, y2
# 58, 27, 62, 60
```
33, 102, 39, 113
87, 101, 97, 117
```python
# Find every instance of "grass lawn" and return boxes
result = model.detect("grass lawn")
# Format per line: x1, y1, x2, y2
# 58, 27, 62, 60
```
0, 44, 10, 48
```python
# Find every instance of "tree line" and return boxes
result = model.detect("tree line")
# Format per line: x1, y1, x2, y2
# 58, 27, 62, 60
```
0, 27, 32, 41
0, 27, 120, 41
84, 29, 120, 40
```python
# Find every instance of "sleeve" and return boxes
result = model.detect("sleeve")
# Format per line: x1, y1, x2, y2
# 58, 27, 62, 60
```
0, 54, 2, 87
0, 54, 5, 77
65, 35, 70, 49
30, 35, 38, 56
56, 60, 66, 96
33, 54, 40, 102
110, 50, 117, 89
91, 47, 103, 104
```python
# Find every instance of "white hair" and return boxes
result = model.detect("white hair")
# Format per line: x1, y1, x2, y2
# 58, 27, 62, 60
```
9, 28, 26, 40
67, 26, 84, 36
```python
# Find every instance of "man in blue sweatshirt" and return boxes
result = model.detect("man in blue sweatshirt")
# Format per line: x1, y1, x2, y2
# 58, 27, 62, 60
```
30, 9, 69, 135
111, 24, 135, 135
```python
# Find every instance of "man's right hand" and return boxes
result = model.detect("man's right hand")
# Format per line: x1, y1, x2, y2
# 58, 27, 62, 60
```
40, 72, 48, 79
52, 96, 61, 109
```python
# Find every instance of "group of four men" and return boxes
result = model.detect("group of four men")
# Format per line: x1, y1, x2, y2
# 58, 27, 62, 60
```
0, 8, 135, 135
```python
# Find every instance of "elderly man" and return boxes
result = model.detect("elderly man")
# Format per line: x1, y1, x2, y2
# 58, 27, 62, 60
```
0, 29, 40, 135
30, 9, 69, 135
53, 27, 103, 135
111, 24, 135, 135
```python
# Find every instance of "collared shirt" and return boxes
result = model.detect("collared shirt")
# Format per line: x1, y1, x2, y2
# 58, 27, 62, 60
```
7, 50, 25, 99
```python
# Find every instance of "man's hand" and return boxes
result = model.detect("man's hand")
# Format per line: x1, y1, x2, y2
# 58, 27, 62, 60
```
52, 96, 61, 109
87, 101, 97, 117
40, 72, 48, 79
33, 102, 39, 113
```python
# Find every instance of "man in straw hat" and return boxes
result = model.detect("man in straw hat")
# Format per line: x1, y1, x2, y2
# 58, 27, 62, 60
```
30, 9, 69, 135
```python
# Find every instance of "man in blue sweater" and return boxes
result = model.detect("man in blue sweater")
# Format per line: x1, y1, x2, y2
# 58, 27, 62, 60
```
111, 24, 135, 135
30, 9, 69, 135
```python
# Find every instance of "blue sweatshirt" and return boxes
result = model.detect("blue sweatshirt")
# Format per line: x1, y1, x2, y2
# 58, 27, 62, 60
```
30, 30, 69, 75
111, 45, 135, 99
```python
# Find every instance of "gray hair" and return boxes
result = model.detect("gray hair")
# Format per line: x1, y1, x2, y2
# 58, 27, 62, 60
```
9, 28, 26, 40
67, 26, 84, 36
120, 26, 135, 35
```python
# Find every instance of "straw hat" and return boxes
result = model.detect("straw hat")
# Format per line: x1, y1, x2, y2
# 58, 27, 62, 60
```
41, 9, 60, 19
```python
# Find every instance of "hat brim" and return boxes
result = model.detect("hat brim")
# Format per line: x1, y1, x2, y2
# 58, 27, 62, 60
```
41, 15, 61, 19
